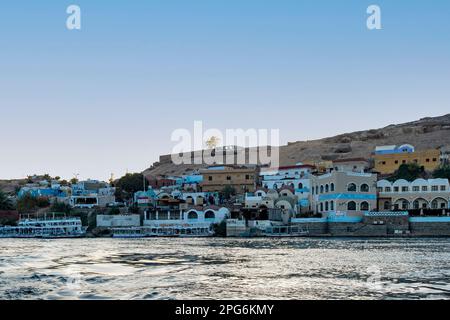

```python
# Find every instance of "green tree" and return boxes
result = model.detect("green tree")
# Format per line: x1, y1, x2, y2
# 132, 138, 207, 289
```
220, 185, 236, 200
388, 163, 425, 182
16, 193, 38, 213
115, 173, 146, 200
50, 200, 72, 214
433, 165, 450, 180
70, 178, 79, 185
109, 207, 121, 215
16, 194, 50, 213
0, 189, 14, 210
212, 220, 227, 237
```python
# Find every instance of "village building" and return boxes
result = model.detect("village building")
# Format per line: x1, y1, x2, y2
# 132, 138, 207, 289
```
373, 144, 440, 174
331, 158, 369, 173
377, 178, 450, 211
70, 180, 115, 208
199, 165, 258, 194
310, 171, 378, 217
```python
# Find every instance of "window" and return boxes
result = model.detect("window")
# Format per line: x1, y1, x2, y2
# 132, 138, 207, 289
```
433, 158, 437, 162
347, 183, 357, 192
402, 160, 406, 164
377, 187, 383, 192
330, 201, 334, 211
395, 160, 399, 164
422, 186, 428, 192
312, 187, 314, 195
330, 183, 335, 192
226, 176, 231, 181
298, 183, 303, 189
208, 176, 213, 181
401, 186, 409, 192
412, 186, 420, 192
347, 201, 356, 211
325, 202, 329, 211
385, 187, 391, 192
320, 185, 324, 193
431, 200, 438, 209
383, 201, 391, 210
394, 187, 399, 192
360, 201, 369, 211
413, 200, 419, 209
402, 200, 409, 210
440, 186, 446, 191
431, 186, 438, 192
360, 184, 370, 192
245, 175, 250, 180
320, 203, 323, 212
325, 184, 329, 193
426, 158, 430, 162
315, 186, 319, 194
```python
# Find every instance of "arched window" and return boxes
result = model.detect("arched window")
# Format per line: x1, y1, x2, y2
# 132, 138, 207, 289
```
347, 183, 357, 192
383, 201, 391, 210
360, 201, 369, 211
330, 201, 334, 211
330, 183, 335, 192
316, 186, 319, 194
312, 187, 314, 195
320, 185, 324, 194
431, 200, 438, 209
347, 201, 356, 211
325, 184, 329, 193
360, 184, 370, 192
320, 203, 324, 212
204, 211, 215, 220
402, 200, 409, 210
186, 196, 194, 204
325, 201, 329, 211
187, 211, 198, 220
413, 200, 420, 209
298, 183, 303, 189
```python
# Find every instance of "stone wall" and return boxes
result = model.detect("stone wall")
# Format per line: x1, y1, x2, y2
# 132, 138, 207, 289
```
410, 222, 450, 236
291, 222, 327, 236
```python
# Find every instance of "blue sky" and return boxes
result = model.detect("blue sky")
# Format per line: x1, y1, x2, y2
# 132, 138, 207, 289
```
1, 1, 449, 181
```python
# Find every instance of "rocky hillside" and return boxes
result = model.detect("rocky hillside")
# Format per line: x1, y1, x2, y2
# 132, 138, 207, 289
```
144, 114, 450, 177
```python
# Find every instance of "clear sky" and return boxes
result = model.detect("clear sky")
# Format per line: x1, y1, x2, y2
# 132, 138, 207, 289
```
1, 0, 449, 181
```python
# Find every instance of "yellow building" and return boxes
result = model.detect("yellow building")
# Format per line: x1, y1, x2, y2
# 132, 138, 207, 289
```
373, 146, 440, 175
200, 166, 258, 194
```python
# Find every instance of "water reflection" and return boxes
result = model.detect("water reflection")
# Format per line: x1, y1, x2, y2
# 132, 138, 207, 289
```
0, 238, 449, 300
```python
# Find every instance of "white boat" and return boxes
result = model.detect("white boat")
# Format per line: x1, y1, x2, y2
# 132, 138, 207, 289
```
0, 216, 86, 238
111, 225, 213, 238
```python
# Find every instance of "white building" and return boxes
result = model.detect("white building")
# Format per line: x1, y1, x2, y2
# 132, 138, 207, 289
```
260, 164, 314, 208
143, 207, 229, 228
70, 180, 116, 208
97, 214, 141, 227
377, 178, 450, 210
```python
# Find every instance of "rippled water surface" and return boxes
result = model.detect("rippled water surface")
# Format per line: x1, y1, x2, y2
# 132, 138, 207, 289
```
1, 238, 450, 300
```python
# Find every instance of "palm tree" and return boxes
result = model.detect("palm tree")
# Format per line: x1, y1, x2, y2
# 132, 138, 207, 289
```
0, 189, 14, 210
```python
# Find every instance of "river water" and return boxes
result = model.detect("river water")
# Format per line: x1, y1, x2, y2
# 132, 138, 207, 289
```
1, 238, 450, 300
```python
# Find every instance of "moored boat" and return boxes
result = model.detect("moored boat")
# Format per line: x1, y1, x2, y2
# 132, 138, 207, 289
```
0, 215, 86, 238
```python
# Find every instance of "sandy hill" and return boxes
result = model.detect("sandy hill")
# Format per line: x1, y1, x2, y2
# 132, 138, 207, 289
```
143, 114, 450, 177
